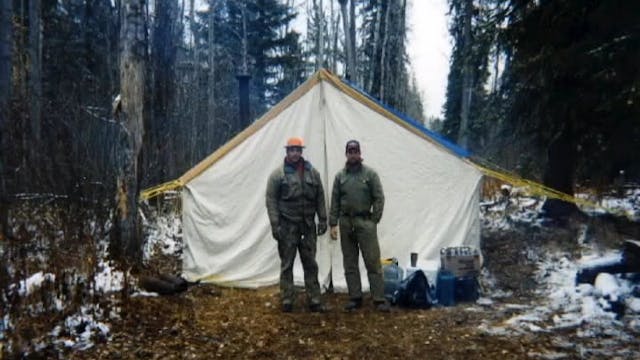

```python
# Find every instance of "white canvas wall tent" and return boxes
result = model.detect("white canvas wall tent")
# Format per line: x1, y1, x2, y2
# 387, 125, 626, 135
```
142, 68, 486, 291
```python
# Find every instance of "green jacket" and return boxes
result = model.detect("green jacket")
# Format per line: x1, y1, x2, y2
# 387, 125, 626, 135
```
265, 159, 327, 227
329, 163, 385, 226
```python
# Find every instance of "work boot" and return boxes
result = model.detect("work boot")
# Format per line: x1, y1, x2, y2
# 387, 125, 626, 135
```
309, 302, 328, 313
343, 298, 362, 311
282, 302, 293, 313
375, 301, 391, 313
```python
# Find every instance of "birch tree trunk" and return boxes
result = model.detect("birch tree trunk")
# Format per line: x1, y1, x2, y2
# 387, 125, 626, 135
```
456, 0, 473, 149
113, 0, 146, 265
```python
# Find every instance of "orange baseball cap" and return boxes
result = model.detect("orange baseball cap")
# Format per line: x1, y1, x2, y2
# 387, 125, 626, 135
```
285, 137, 305, 148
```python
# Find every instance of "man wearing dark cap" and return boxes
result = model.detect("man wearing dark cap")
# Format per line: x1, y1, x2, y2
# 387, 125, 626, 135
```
329, 140, 389, 312
266, 137, 328, 313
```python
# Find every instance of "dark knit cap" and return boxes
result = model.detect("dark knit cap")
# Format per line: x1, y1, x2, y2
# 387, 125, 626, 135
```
345, 140, 360, 152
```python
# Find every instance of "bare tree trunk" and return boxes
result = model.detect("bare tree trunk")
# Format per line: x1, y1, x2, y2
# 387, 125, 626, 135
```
208, 0, 217, 146
0, 0, 12, 237
348, 0, 356, 79
338, 0, 354, 80
492, 42, 500, 93
28, 0, 42, 181
113, 0, 147, 266
330, 0, 338, 72
397, 0, 407, 99
313, 0, 324, 70
239, 4, 249, 76
150, 0, 178, 184
367, 3, 382, 92
457, 0, 474, 149
0, 0, 11, 114
542, 117, 579, 220
379, 0, 392, 101
189, 0, 198, 163
15, 1, 25, 99
236, 3, 251, 131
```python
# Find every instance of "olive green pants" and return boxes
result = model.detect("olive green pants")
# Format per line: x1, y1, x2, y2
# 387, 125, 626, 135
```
339, 216, 385, 303
277, 219, 321, 306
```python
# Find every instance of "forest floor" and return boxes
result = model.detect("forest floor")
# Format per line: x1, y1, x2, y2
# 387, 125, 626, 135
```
62, 212, 640, 360
3, 196, 640, 359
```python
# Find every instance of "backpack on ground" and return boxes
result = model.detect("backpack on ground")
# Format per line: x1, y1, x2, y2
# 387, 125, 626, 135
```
392, 269, 433, 309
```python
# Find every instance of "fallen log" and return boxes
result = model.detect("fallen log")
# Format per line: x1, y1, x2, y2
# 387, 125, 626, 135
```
139, 274, 200, 295
576, 240, 640, 285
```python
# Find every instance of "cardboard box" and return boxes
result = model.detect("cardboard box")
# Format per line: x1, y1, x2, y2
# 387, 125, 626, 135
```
440, 246, 481, 277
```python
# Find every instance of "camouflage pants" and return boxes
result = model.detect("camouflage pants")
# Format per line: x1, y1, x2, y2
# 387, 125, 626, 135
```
276, 219, 321, 305
339, 216, 385, 303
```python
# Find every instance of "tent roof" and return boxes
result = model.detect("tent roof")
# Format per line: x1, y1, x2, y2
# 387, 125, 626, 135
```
142, 68, 598, 216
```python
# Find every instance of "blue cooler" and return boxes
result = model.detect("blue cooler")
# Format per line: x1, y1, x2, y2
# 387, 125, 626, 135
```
455, 276, 479, 302
436, 269, 456, 307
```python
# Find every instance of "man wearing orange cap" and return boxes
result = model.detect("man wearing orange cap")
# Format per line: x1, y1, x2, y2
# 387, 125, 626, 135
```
329, 140, 389, 312
266, 137, 328, 313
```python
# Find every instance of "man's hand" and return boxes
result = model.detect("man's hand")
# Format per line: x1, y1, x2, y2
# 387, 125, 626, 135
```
317, 222, 328, 235
272, 225, 280, 241
330, 226, 338, 240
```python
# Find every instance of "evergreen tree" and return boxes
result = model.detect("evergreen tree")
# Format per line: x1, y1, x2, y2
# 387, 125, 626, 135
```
442, 0, 495, 150
358, 0, 424, 119
502, 0, 640, 216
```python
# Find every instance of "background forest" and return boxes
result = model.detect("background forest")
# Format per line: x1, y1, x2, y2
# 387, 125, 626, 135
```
1, 0, 639, 253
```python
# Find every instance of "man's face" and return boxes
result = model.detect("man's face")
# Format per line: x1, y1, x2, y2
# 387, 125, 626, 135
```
346, 146, 360, 164
286, 146, 303, 162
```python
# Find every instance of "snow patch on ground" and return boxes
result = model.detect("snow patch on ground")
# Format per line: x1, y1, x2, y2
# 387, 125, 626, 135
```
9, 271, 56, 297
93, 259, 125, 293
142, 208, 182, 260
479, 191, 640, 357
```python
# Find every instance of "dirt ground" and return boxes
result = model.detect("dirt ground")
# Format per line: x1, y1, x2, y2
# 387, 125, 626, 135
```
57, 214, 640, 360
65, 285, 561, 360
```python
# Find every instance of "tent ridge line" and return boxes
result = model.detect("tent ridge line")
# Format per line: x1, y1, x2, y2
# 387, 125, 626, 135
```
176, 72, 324, 186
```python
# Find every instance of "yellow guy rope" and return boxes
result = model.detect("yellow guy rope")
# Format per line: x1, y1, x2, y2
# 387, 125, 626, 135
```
471, 161, 633, 219
139, 179, 183, 202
